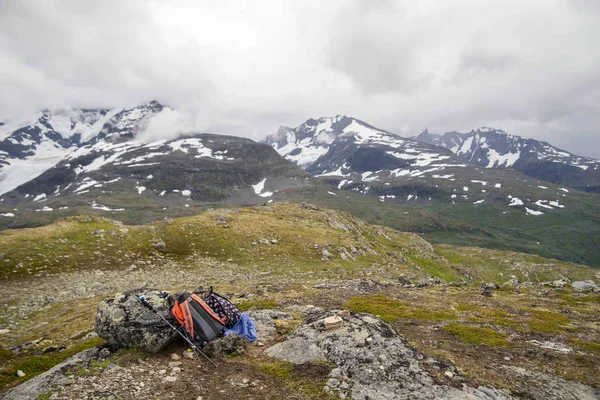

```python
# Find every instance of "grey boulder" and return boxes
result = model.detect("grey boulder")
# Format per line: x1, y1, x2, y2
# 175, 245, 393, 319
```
95, 289, 178, 353
265, 309, 514, 400
571, 280, 600, 292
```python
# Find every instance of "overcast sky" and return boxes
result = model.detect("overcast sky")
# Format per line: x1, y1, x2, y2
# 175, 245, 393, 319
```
1, 0, 599, 157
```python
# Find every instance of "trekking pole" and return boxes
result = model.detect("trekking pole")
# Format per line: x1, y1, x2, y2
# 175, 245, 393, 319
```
135, 296, 218, 367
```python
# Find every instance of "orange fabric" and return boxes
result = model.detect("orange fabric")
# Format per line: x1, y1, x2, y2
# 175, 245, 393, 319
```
183, 301, 194, 338
172, 300, 193, 338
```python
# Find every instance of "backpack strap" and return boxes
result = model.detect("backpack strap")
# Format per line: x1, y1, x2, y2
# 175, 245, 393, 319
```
190, 294, 225, 326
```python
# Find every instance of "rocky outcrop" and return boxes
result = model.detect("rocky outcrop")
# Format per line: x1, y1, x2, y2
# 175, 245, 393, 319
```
265, 309, 514, 400
95, 289, 178, 352
502, 366, 600, 400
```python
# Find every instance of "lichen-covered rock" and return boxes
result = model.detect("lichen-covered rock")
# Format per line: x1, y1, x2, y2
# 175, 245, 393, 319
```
95, 289, 178, 353
247, 309, 293, 342
265, 310, 515, 400
203, 333, 244, 357
481, 282, 498, 296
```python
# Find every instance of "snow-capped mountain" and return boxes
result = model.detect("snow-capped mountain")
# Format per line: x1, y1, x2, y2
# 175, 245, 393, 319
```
263, 116, 583, 219
263, 115, 465, 179
414, 127, 600, 192
0, 101, 164, 195
0, 102, 312, 228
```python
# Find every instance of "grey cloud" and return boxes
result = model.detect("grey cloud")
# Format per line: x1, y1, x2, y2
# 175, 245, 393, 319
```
1, 0, 599, 158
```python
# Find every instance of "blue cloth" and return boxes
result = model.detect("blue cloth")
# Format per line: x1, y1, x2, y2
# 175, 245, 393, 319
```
224, 313, 256, 342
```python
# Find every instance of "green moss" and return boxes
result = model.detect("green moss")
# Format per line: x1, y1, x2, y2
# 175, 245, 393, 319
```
259, 360, 336, 399
570, 339, 600, 356
0, 337, 104, 391
0, 345, 15, 364
347, 295, 406, 323
558, 293, 599, 305
444, 324, 510, 347
455, 303, 479, 312
347, 295, 456, 323
526, 310, 571, 334
238, 299, 277, 311
410, 256, 459, 282
466, 307, 513, 327
36, 392, 51, 400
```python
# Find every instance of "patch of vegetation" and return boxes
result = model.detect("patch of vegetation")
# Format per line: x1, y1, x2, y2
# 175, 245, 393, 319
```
274, 319, 303, 336
525, 310, 572, 334
0, 345, 15, 364
434, 244, 597, 285
0, 337, 104, 391
465, 307, 513, 327
570, 339, 600, 356
238, 299, 277, 311
409, 256, 460, 282
347, 295, 456, 323
36, 392, 52, 400
444, 324, 510, 347
259, 360, 336, 399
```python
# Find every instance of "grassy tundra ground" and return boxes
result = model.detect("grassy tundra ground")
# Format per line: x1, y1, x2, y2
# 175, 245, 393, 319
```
0, 203, 598, 397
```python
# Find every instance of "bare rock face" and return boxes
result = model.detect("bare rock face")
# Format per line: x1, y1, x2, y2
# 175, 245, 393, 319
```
95, 289, 178, 353
265, 310, 515, 400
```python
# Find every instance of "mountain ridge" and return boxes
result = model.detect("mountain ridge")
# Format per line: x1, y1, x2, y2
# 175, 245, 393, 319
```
414, 127, 600, 192
0, 101, 166, 195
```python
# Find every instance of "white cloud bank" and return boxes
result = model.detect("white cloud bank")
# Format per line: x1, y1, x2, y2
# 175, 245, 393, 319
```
1, 0, 599, 157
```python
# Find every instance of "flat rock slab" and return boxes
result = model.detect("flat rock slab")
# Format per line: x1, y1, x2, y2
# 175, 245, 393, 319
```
266, 310, 514, 400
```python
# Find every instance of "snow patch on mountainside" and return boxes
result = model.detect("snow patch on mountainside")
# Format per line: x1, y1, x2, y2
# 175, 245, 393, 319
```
0, 139, 71, 195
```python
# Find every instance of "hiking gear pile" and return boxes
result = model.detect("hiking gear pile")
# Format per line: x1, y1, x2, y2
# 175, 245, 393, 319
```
171, 291, 225, 343
135, 295, 218, 367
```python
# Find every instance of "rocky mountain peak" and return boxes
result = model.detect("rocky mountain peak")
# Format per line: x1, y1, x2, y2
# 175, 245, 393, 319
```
0, 101, 169, 195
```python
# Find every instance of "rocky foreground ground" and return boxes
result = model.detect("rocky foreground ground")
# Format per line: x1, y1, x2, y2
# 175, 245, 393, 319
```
1, 205, 599, 399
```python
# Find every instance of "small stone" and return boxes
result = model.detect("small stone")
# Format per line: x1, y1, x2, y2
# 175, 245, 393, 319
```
227, 258, 233, 262
16, 370, 25, 378
165, 376, 177, 382
270, 239, 278, 244
168, 361, 182, 367
127, 264, 137, 270
323, 316, 343, 330
255, 341, 265, 347
249, 381, 258, 387
99, 348, 111, 359
158, 369, 167, 375
444, 371, 454, 378
197, 397, 204, 400
171, 353, 181, 360
242, 378, 250, 384
171, 367, 181, 374
183, 350, 194, 359
504, 356, 511, 361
